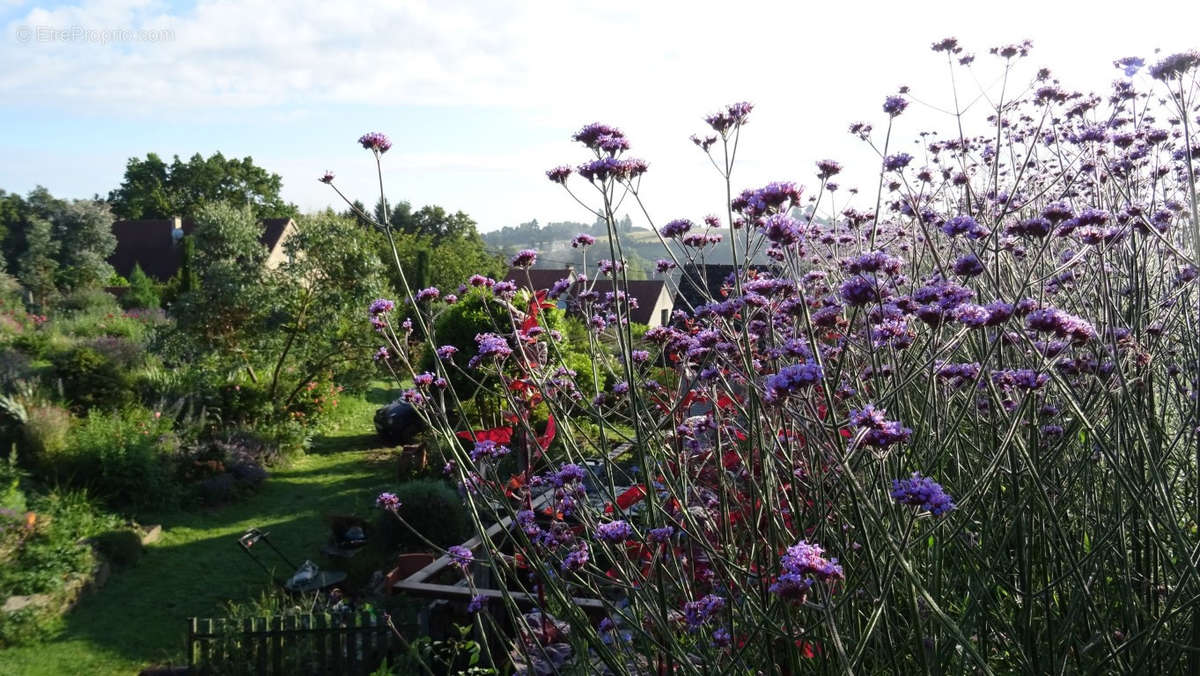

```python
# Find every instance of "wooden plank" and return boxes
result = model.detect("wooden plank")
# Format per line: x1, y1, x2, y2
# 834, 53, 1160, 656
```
187, 618, 197, 668
201, 618, 212, 669
340, 613, 353, 675
392, 580, 607, 616
255, 617, 267, 675
272, 615, 283, 675
315, 613, 326, 674
242, 618, 253, 671
400, 490, 553, 586
398, 444, 630, 590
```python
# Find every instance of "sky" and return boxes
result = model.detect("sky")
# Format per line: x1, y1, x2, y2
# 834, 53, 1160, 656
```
1, 0, 1198, 232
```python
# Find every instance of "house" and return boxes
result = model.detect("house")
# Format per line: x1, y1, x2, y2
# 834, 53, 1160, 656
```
500, 267, 675, 328
583, 279, 675, 328
673, 262, 777, 311
108, 216, 298, 282
502, 267, 576, 295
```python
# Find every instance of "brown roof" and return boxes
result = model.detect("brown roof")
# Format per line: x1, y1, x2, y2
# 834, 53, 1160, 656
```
581, 279, 671, 326
259, 218, 293, 251
109, 217, 294, 282
108, 219, 193, 282
502, 268, 575, 293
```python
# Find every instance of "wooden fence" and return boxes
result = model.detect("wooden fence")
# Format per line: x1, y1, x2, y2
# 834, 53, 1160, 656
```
186, 611, 398, 675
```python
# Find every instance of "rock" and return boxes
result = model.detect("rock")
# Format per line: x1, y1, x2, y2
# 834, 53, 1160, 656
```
141, 524, 163, 545
2, 594, 51, 613
92, 559, 111, 589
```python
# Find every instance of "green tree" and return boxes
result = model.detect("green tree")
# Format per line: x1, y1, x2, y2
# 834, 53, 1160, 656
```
0, 190, 23, 272
122, 263, 161, 310
1, 187, 116, 294
17, 215, 58, 308
260, 212, 387, 403
413, 248, 431, 290
169, 202, 271, 380
178, 234, 199, 294
385, 231, 503, 296
49, 199, 116, 291
108, 152, 297, 220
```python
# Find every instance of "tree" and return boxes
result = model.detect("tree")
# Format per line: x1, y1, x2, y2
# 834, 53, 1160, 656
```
373, 197, 415, 232
122, 264, 161, 310
169, 202, 271, 380
260, 212, 388, 403
178, 235, 199, 294
1, 187, 116, 294
404, 205, 479, 243
49, 199, 116, 291
384, 231, 503, 296
108, 152, 298, 220
17, 215, 58, 308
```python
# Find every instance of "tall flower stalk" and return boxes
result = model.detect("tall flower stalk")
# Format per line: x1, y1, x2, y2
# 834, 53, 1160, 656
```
327, 40, 1200, 674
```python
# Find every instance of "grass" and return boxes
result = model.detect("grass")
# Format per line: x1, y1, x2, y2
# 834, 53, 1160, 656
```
0, 386, 403, 676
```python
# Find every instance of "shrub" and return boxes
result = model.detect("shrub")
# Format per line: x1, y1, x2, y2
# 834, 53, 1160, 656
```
376, 479, 469, 550
228, 460, 268, 490
251, 419, 310, 465
120, 264, 161, 310
197, 473, 236, 507
0, 450, 25, 513
50, 346, 133, 413
92, 529, 143, 567
0, 347, 32, 383
52, 287, 119, 316
213, 379, 273, 426
53, 407, 177, 509
80, 335, 144, 370
21, 404, 72, 468
0, 490, 119, 647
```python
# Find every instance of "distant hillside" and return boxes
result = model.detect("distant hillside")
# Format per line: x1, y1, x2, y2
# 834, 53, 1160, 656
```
484, 216, 776, 279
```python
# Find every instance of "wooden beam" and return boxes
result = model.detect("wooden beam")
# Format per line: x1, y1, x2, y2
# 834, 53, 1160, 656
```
392, 580, 607, 616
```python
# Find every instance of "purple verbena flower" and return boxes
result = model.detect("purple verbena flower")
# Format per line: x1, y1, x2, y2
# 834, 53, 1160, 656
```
661, 219, 694, 238
471, 440, 511, 462
369, 298, 395, 316
883, 153, 913, 171
358, 132, 392, 153
1149, 51, 1200, 80
595, 520, 633, 543
706, 102, 753, 134
770, 540, 843, 602
546, 165, 572, 184
764, 361, 824, 402
891, 473, 956, 516
883, 95, 909, 117
683, 594, 726, 629
448, 545, 474, 569
474, 333, 512, 361
511, 249, 538, 268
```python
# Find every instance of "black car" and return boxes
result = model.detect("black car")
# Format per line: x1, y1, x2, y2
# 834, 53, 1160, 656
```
373, 399, 425, 445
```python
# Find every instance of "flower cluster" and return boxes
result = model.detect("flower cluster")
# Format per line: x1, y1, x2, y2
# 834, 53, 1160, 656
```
376, 492, 400, 510
769, 540, 844, 602
891, 473, 956, 516
358, 132, 392, 153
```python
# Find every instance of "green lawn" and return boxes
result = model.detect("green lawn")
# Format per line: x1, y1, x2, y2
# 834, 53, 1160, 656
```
0, 389, 400, 676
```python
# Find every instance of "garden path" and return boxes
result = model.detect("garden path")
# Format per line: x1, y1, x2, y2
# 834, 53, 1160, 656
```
0, 394, 395, 676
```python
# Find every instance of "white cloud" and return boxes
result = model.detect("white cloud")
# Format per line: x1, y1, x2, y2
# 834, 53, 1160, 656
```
2, 0, 1199, 229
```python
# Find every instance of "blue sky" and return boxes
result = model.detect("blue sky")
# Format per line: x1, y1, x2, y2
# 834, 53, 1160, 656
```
2, 0, 1198, 231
